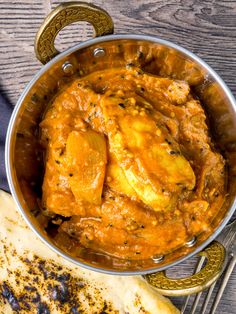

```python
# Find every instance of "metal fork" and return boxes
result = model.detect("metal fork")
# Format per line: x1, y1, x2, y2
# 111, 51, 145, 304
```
181, 218, 236, 314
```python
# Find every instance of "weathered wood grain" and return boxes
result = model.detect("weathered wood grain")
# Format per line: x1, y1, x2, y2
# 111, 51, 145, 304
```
0, 0, 235, 312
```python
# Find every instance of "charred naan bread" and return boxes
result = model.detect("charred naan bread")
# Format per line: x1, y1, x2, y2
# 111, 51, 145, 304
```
0, 190, 179, 314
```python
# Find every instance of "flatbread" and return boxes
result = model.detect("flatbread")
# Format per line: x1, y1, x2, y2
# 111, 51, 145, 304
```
0, 190, 179, 313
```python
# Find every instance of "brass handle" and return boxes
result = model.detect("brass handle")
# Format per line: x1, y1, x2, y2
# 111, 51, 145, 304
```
35, 1, 114, 64
144, 241, 225, 296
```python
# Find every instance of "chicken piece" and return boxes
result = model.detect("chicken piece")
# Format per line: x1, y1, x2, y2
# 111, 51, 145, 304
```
101, 92, 195, 211
166, 80, 190, 105
66, 129, 107, 205
60, 190, 189, 259
106, 152, 138, 199
62, 217, 187, 259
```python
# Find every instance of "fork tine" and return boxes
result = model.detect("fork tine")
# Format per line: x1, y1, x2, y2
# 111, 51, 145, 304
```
181, 256, 206, 313
181, 295, 191, 314
210, 255, 236, 314
189, 292, 202, 314
200, 281, 216, 314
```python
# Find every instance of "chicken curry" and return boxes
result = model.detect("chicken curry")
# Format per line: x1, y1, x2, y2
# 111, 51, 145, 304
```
40, 66, 226, 260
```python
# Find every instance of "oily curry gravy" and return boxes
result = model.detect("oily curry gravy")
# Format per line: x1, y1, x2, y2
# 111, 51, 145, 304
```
39, 66, 226, 260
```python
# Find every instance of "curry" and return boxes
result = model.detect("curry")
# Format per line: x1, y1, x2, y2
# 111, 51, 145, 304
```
40, 66, 226, 260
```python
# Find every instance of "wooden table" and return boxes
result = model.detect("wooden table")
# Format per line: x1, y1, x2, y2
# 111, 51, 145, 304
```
0, 1, 235, 312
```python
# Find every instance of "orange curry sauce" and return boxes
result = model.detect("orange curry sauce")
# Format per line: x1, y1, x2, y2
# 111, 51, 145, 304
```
40, 67, 226, 260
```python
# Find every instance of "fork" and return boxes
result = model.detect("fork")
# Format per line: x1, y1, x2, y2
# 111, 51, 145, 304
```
181, 218, 236, 314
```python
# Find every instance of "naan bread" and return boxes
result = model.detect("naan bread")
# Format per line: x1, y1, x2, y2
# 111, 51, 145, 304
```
0, 190, 179, 313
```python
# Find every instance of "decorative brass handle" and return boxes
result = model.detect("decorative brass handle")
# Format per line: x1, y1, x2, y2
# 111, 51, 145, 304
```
35, 1, 114, 64
144, 241, 225, 296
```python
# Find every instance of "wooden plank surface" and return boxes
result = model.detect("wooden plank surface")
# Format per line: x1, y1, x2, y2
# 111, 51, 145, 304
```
0, 0, 235, 313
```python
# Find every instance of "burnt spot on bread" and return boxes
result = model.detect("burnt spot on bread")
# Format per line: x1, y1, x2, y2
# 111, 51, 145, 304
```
37, 302, 50, 314
70, 306, 81, 314
1, 282, 21, 311
0, 244, 116, 313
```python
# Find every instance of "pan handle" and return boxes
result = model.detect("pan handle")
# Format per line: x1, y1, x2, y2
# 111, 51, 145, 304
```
35, 2, 114, 64
144, 241, 225, 296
